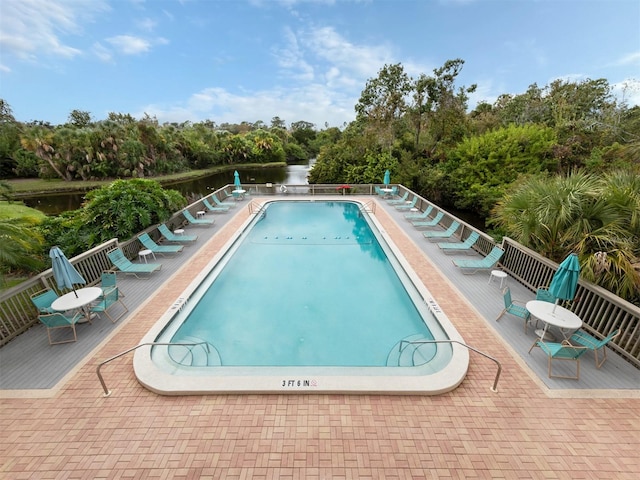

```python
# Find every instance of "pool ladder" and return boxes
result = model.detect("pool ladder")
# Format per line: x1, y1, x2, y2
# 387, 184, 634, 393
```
96, 341, 210, 397
359, 201, 376, 214
398, 339, 502, 393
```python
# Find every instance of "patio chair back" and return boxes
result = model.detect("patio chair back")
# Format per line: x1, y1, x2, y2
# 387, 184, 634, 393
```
30, 288, 59, 314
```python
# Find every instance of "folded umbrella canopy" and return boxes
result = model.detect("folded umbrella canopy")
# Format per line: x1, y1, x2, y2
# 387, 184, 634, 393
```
383, 170, 390, 187
548, 253, 581, 312
50, 246, 86, 298
234, 170, 242, 190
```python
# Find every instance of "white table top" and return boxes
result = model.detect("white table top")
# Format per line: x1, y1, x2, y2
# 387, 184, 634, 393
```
526, 300, 582, 331
232, 189, 246, 194
139, 249, 153, 255
380, 188, 393, 193
51, 287, 103, 312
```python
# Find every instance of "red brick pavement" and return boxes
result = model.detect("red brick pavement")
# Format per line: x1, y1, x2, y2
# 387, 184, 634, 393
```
1, 198, 638, 479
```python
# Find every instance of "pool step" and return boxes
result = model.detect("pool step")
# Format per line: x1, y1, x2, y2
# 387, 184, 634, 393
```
168, 336, 222, 366
387, 334, 437, 367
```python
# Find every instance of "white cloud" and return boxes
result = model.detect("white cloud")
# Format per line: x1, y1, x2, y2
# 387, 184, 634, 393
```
0, 0, 109, 62
136, 18, 158, 32
612, 78, 640, 107
106, 35, 152, 55
103, 35, 167, 56
612, 51, 640, 67
138, 84, 355, 128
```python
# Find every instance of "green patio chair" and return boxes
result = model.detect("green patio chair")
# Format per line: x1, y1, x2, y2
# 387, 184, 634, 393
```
138, 232, 184, 256
569, 329, 620, 369
99, 271, 124, 298
423, 221, 460, 241
107, 248, 162, 278
496, 287, 531, 333
529, 339, 588, 380
437, 231, 480, 254
412, 211, 444, 229
158, 224, 198, 243
386, 191, 409, 205
536, 287, 556, 303
404, 205, 433, 221
38, 311, 83, 345
182, 210, 215, 226
212, 195, 236, 208
30, 288, 59, 314
91, 286, 128, 323
452, 246, 504, 274
202, 197, 230, 213
394, 197, 418, 210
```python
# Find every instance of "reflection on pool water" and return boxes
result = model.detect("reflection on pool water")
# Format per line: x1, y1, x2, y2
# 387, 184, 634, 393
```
135, 200, 468, 394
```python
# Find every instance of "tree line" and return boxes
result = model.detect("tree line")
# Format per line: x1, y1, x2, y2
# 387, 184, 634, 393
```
0, 103, 334, 181
307, 59, 639, 303
0, 58, 639, 303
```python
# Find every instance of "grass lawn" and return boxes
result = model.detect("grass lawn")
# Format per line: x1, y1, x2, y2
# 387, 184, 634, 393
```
0, 201, 47, 221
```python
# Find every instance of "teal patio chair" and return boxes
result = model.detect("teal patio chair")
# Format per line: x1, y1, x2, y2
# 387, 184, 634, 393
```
212, 195, 236, 208
182, 210, 215, 226
452, 246, 504, 274
412, 211, 444, 229
30, 288, 59, 314
158, 224, 198, 243
91, 286, 128, 323
138, 232, 184, 256
99, 271, 124, 298
202, 197, 230, 213
423, 221, 460, 241
394, 197, 418, 210
536, 287, 556, 303
570, 329, 620, 369
39, 311, 83, 345
496, 287, 531, 333
386, 192, 409, 205
107, 248, 162, 278
404, 205, 433, 221
437, 231, 480, 254
528, 339, 588, 380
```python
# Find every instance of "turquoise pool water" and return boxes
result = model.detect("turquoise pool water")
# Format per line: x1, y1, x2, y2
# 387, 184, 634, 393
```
137, 199, 467, 394
167, 201, 435, 366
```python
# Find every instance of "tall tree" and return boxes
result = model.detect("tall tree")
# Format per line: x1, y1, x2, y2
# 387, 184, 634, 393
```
355, 63, 411, 149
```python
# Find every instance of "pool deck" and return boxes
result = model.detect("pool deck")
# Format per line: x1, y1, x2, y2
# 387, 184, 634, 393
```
1, 196, 639, 478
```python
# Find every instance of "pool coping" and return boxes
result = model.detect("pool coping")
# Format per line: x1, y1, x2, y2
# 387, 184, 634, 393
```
133, 198, 470, 395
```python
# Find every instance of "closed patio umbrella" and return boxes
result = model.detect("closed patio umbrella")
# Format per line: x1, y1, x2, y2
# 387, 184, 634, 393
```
234, 170, 242, 190
383, 170, 390, 187
49, 246, 86, 298
548, 253, 581, 312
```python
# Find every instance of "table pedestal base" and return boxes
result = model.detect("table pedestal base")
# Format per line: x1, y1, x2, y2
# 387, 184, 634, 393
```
535, 328, 555, 341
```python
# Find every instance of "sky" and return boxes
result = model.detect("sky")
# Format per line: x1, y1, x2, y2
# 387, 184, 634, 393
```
1, 0, 639, 129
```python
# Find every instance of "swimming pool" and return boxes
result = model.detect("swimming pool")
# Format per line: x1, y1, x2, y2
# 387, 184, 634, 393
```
135, 199, 468, 394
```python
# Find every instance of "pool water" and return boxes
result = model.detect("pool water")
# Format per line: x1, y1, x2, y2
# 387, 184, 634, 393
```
167, 201, 434, 367
137, 199, 468, 394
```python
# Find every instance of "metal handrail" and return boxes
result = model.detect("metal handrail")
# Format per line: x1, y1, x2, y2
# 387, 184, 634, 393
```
399, 339, 502, 392
248, 201, 264, 215
359, 201, 376, 214
96, 342, 210, 397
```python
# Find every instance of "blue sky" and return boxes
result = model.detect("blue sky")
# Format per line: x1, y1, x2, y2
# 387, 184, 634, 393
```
1, 0, 639, 129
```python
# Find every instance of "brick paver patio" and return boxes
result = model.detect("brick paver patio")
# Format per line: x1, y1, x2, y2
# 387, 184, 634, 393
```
1, 198, 638, 479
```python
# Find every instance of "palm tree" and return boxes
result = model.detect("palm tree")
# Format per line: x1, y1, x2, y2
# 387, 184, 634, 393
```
492, 169, 640, 301
0, 217, 44, 287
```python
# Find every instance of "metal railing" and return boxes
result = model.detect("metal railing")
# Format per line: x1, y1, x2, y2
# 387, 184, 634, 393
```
96, 342, 210, 396
1, 183, 638, 368
399, 339, 502, 392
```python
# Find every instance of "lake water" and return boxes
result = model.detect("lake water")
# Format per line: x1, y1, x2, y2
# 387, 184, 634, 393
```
22, 160, 313, 215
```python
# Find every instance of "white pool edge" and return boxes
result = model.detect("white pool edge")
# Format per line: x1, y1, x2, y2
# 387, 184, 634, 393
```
134, 198, 469, 395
